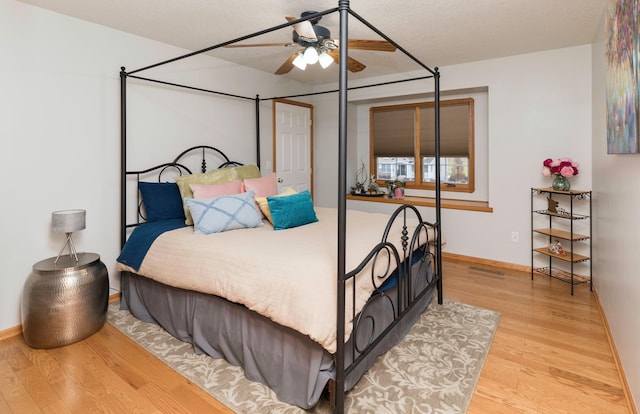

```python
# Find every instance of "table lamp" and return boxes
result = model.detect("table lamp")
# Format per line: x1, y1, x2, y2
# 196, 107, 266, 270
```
52, 209, 86, 264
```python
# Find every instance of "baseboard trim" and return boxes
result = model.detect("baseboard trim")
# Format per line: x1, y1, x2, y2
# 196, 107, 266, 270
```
0, 325, 22, 342
442, 251, 531, 273
593, 291, 638, 414
0, 292, 123, 342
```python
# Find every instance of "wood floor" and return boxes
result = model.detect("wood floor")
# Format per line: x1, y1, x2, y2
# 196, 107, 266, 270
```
0, 258, 634, 413
444, 259, 633, 414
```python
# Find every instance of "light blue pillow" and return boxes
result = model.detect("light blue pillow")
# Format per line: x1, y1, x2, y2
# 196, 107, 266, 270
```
185, 191, 264, 235
267, 190, 318, 230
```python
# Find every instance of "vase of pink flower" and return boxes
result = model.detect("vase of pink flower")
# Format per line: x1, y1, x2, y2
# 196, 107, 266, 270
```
542, 158, 579, 191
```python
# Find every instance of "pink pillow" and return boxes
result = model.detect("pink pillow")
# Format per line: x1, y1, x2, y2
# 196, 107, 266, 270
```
190, 180, 242, 199
243, 173, 278, 218
243, 173, 278, 197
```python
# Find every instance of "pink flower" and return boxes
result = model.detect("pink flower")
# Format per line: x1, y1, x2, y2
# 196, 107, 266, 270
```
541, 157, 579, 177
560, 166, 575, 177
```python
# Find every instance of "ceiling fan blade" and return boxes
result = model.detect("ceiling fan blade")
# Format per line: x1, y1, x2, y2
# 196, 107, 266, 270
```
345, 56, 366, 72
275, 53, 298, 75
328, 50, 366, 73
225, 42, 296, 48
286, 15, 317, 42
332, 39, 396, 52
347, 39, 396, 52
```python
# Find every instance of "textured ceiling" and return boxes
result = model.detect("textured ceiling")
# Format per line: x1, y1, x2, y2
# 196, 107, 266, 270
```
18, 0, 607, 84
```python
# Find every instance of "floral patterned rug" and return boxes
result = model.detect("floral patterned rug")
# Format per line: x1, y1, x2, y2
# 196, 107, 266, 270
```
107, 300, 499, 413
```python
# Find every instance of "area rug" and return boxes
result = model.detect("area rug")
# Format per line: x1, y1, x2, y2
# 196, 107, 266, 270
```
107, 300, 499, 413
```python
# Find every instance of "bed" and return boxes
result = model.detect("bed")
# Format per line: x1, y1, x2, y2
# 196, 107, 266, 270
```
118, 3, 442, 412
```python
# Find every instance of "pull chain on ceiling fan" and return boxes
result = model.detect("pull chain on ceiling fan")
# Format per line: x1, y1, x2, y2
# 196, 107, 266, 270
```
225, 11, 396, 75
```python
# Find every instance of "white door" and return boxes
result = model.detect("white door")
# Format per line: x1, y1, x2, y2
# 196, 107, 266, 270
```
273, 100, 313, 194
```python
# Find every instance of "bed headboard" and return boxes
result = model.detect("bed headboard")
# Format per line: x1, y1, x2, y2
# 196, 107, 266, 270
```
121, 145, 244, 246
170, 145, 241, 173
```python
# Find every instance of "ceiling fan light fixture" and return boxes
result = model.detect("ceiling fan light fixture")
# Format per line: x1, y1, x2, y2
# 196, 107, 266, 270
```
318, 51, 333, 69
293, 52, 307, 70
303, 46, 319, 64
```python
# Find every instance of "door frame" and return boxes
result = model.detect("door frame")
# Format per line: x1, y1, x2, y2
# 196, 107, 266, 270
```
272, 98, 314, 196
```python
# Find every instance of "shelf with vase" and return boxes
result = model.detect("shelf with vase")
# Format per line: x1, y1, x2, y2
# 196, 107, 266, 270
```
530, 186, 592, 295
531, 187, 591, 198
541, 157, 579, 191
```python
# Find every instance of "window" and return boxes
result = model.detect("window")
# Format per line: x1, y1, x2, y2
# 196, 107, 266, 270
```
371, 98, 475, 192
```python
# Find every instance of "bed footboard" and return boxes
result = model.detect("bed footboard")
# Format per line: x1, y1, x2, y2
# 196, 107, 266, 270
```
333, 204, 442, 407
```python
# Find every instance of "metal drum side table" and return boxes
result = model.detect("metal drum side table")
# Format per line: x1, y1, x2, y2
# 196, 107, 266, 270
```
22, 252, 109, 348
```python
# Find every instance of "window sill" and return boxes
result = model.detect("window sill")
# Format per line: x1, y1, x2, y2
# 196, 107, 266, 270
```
346, 193, 493, 213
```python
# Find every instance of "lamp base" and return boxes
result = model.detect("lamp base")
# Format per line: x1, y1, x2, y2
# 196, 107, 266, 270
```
55, 232, 78, 264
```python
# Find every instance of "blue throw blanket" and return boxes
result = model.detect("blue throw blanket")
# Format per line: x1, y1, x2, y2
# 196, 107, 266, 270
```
117, 219, 187, 271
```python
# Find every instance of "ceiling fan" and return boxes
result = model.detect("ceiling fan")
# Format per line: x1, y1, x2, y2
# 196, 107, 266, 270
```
225, 11, 396, 75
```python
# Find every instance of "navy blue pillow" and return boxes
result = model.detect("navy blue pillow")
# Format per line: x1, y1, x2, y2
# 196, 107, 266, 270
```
267, 190, 318, 230
138, 182, 186, 222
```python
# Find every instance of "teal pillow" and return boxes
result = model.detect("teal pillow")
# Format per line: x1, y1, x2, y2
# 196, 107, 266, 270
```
185, 191, 263, 235
267, 190, 318, 230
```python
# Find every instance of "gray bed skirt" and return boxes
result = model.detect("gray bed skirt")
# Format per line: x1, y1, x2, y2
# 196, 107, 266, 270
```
120, 262, 436, 409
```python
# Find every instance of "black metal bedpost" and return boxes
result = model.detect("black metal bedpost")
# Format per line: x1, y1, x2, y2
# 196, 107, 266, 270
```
120, 67, 127, 249
255, 95, 261, 169
434, 67, 443, 305
336, 1, 349, 413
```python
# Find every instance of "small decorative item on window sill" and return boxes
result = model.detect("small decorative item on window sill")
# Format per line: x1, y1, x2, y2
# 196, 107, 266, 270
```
548, 239, 566, 256
351, 173, 385, 196
367, 174, 379, 194
541, 157, 579, 191
351, 182, 366, 195
351, 161, 368, 195
387, 179, 405, 199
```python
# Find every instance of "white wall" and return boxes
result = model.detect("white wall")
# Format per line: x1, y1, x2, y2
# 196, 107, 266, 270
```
0, 0, 305, 332
591, 14, 640, 406
310, 92, 358, 208
314, 45, 593, 267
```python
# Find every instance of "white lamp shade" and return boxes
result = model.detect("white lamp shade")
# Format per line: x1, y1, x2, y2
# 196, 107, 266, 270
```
303, 47, 319, 64
52, 209, 86, 233
292, 53, 307, 70
318, 51, 334, 69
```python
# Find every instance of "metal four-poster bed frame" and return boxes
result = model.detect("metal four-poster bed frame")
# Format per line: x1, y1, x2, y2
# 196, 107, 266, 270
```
119, 1, 442, 412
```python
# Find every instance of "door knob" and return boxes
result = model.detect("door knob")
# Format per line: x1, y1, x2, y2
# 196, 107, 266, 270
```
277, 177, 283, 183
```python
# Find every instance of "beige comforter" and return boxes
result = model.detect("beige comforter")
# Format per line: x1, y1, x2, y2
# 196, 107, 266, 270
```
117, 207, 432, 353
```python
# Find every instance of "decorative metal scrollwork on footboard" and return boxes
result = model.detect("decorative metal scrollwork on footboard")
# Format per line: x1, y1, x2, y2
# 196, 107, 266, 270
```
345, 204, 439, 366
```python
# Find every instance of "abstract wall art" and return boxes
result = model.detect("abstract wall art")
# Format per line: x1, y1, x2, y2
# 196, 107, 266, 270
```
606, 0, 640, 154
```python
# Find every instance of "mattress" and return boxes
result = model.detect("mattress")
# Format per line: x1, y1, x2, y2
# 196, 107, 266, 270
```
117, 207, 434, 353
